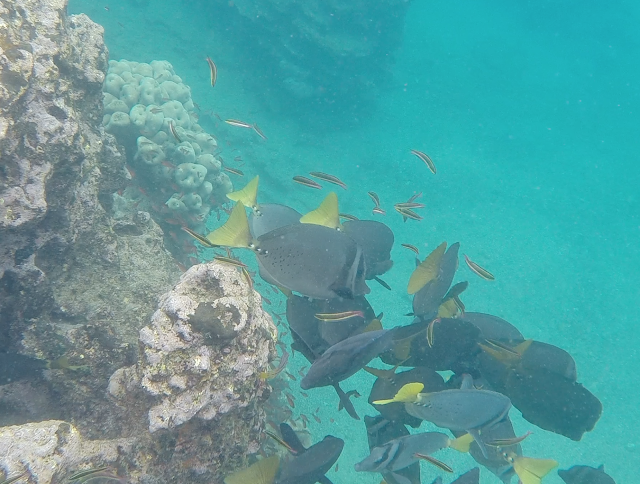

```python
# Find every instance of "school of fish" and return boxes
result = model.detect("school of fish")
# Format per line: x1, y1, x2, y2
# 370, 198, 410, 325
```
178, 174, 613, 484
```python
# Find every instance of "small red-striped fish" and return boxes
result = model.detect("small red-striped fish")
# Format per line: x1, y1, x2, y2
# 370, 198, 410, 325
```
410, 149, 437, 174
293, 176, 322, 189
464, 254, 495, 281
372, 206, 386, 216
315, 310, 364, 321
309, 172, 347, 190
253, 123, 268, 140
206, 56, 217, 87
401, 243, 420, 255
223, 166, 244, 176
225, 119, 253, 129
368, 191, 381, 206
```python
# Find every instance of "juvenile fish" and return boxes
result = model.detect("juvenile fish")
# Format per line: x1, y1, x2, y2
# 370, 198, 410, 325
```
339, 213, 359, 221
223, 166, 245, 176
169, 120, 182, 142
309, 172, 347, 190
368, 191, 381, 206
410, 149, 436, 174
401, 243, 420, 255
253, 123, 268, 140
293, 176, 322, 189
463, 254, 495, 281
225, 119, 253, 128
372, 207, 387, 216
206, 56, 217, 87
315, 310, 365, 321
395, 207, 423, 221
213, 256, 247, 268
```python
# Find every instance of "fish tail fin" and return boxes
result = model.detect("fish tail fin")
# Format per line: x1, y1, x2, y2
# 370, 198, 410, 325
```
206, 202, 253, 248
363, 318, 383, 332
224, 455, 280, 484
513, 456, 558, 484
226, 176, 259, 210
449, 433, 474, 453
333, 384, 360, 420
300, 192, 341, 229
407, 242, 447, 294
514, 339, 534, 355
373, 382, 424, 405
436, 298, 458, 318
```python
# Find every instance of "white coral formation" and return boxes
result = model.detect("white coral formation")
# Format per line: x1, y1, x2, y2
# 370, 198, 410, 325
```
0, 421, 133, 484
102, 60, 232, 225
109, 262, 276, 433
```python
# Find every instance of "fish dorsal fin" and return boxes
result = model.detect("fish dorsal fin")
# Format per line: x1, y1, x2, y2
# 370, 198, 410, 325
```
449, 433, 474, 453
513, 456, 558, 484
300, 192, 341, 229
206, 202, 253, 248
363, 318, 383, 332
226, 176, 259, 211
278, 286, 293, 298
373, 382, 424, 405
224, 455, 280, 484
279, 423, 307, 454
407, 242, 447, 294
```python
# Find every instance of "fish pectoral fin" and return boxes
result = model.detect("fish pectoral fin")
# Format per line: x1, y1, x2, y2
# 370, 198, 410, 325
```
468, 429, 490, 459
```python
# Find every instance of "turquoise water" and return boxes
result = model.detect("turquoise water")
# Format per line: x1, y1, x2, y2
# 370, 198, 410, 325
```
69, 0, 639, 482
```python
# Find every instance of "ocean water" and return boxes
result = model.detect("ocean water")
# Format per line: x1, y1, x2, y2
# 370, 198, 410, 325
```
68, 0, 640, 482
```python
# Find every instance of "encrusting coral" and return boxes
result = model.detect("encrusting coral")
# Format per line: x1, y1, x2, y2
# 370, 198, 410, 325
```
102, 59, 232, 230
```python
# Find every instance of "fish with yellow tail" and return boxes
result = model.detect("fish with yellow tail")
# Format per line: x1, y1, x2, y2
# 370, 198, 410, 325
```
201, 202, 370, 299
503, 451, 558, 484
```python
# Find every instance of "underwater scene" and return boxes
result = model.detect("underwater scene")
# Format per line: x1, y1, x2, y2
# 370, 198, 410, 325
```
1, 0, 638, 483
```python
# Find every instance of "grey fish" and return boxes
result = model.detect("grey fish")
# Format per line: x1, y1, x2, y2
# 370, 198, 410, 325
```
406, 388, 511, 457
364, 416, 420, 484
256, 223, 369, 300
249, 203, 301, 238
558, 465, 616, 484
451, 468, 480, 484
519, 340, 577, 381
412, 242, 460, 318
285, 293, 374, 347
276, 424, 344, 484
455, 416, 520, 484
505, 365, 601, 441
461, 312, 524, 343
369, 367, 447, 428
355, 432, 451, 476
342, 220, 394, 279
300, 329, 395, 389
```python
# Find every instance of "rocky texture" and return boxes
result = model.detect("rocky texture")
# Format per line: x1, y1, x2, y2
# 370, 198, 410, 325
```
109, 261, 276, 434
0, 0, 182, 436
200, 0, 411, 115
0, 421, 133, 483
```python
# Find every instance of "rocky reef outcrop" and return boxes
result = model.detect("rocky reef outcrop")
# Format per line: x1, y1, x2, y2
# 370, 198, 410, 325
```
199, 0, 411, 116
0, 0, 276, 482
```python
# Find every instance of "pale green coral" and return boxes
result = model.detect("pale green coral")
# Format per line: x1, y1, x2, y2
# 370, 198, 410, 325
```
102, 59, 233, 228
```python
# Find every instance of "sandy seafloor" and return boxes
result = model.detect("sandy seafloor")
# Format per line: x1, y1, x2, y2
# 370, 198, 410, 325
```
68, 0, 640, 482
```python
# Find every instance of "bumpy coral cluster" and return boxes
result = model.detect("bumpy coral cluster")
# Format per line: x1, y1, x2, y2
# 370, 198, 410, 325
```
102, 60, 232, 228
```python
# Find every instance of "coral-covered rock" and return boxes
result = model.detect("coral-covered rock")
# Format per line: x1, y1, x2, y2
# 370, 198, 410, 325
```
110, 261, 276, 433
0, 0, 180, 436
